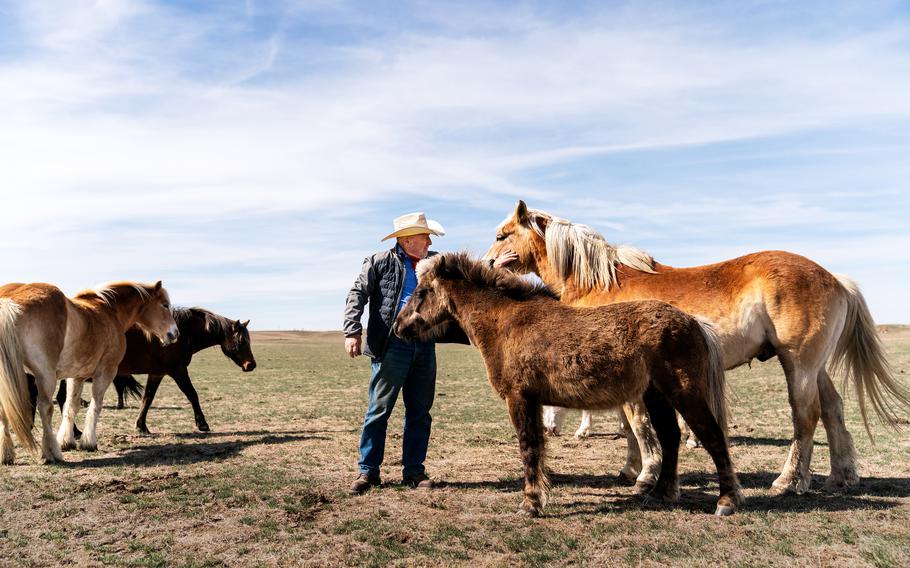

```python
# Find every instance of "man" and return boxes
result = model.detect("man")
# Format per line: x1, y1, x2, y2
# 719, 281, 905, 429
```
343, 212, 452, 493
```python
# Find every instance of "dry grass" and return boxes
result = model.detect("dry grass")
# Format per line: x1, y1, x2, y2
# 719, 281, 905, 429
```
1, 330, 908, 567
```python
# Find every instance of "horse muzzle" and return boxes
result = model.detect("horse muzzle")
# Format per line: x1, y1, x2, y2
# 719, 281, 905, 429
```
162, 329, 180, 345
242, 360, 256, 372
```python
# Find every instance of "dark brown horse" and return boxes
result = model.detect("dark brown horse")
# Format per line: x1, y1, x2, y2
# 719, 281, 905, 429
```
394, 252, 742, 517
35, 307, 256, 436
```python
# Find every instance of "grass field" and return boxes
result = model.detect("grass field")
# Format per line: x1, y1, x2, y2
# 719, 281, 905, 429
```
1, 329, 909, 567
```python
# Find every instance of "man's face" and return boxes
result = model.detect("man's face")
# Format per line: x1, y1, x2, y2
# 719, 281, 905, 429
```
398, 233, 432, 259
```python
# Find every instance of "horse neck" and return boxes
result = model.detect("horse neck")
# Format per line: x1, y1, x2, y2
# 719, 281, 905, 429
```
529, 240, 596, 304
100, 290, 148, 332
445, 285, 519, 354
185, 313, 224, 353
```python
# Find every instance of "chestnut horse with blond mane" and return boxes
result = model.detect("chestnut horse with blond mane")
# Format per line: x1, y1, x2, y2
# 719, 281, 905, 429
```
0, 281, 178, 464
484, 201, 909, 495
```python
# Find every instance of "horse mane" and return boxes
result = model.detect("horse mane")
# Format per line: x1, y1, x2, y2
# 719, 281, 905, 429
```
418, 252, 559, 301
75, 281, 153, 306
177, 307, 233, 336
525, 208, 656, 292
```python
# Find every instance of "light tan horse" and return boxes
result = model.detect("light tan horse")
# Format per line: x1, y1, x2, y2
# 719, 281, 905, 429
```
484, 201, 909, 495
0, 281, 178, 464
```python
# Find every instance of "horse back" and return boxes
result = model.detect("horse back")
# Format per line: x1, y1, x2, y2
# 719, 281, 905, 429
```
588, 250, 847, 366
0, 283, 69, 360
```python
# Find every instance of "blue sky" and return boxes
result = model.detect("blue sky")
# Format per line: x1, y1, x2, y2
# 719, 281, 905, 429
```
1, 0, 908, 329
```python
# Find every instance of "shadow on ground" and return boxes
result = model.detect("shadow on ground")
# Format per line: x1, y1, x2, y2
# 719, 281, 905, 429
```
71, 431, 326, 468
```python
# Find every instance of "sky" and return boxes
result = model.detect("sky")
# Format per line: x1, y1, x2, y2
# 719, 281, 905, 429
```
1, 0, 909, 330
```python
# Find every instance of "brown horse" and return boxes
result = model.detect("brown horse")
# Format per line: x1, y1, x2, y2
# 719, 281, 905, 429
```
394, 252, 742, 517
483, 201, 909, 495
0, 281, 178, 464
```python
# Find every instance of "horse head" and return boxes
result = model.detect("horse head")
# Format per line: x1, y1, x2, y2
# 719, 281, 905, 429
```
394, 256, 458, 342
220, 319, 256, 372
482, 200, 549, 276
134, 281, 179, 346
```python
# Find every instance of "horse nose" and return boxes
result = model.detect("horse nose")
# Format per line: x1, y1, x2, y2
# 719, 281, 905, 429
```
242, 360, 256, 372
166, 329, 179, 344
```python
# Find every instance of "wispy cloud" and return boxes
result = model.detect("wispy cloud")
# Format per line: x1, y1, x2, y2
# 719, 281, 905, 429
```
1, 1, 908, 327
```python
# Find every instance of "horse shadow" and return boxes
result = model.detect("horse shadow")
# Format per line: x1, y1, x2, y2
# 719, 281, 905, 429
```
69, 431, 326, 468
446, 469, 910, 516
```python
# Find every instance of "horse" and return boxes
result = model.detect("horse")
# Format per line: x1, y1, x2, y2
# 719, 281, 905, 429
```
394, 252, 742, 517
483, 200, 909, 495
0, 281, 178, 464
40, 307, 256, 436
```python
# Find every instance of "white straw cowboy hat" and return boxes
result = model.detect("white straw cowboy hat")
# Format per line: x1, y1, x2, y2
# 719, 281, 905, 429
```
381, 212, 446, 241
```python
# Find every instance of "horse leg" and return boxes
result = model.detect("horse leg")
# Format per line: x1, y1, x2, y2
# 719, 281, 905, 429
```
617, 408, 641, 485
640, 387, 680, 505
79, 373, 114, 451
115, 377, 126, 409
30, 367, 64, 463
170, 369, 209, 432
669, 382, 743, 516
574, 410, 593, 439
772, 352, 823, 495
542, 405, 567, 436
679, 413, 700, 449
0, 409, 14, 464
624, 399, 662, 493
507, 395, 548, 516
818, 368, 859, 492
135, 374, 164, 435
56, 378, 85, 450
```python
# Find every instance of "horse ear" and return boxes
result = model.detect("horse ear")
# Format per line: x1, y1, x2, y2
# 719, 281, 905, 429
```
515, 200, 528, 223
233, 319, 242, 330
153, 281, 162, 293
241, 319, 250, 328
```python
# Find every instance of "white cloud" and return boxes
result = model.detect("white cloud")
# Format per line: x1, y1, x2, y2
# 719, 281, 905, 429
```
1, 2, 908, 327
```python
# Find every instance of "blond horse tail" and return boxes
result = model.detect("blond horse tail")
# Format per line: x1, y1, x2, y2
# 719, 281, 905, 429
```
0, 299, 37, 452
832, 275, 910, 437
697, 319, 729, 436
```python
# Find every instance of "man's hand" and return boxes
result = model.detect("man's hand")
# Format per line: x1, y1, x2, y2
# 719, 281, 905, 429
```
493, 249, 519, 268
345, 335, 362, 358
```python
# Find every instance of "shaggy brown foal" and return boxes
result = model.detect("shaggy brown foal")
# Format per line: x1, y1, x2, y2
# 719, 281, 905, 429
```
395, 253, 742, 517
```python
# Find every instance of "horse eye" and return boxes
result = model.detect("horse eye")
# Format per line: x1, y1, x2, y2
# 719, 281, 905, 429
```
496, 234, 507, 242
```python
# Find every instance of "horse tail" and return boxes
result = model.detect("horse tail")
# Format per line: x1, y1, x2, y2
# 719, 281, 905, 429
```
0, 299, 37, 452
696, 318, 729, 436
832, 275, 910, 437
115, 374, 144, 401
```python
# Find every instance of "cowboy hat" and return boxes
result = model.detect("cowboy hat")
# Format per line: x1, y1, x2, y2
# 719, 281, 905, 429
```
381, 212, 446, 241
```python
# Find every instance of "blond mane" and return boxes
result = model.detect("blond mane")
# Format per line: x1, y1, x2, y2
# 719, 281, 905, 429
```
525, 208, 656, 292
75, 281, 153, 306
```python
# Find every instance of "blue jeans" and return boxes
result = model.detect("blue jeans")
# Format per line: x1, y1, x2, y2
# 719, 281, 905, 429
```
358, 337, 436, 478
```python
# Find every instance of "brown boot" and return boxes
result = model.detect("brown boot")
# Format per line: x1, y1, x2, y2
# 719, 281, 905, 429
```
402, 473, 438, 489
350, 473, 381, 494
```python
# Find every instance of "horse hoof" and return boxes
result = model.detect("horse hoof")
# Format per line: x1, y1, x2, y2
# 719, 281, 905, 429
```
59, 441, 77, 451
615, 472, 636, 487
77, 442, 97, 452
136, 427, 152, 436
544, 428, 560, 437
519, 506, 540, 518
633, 480, 656, 495
197, 423, 210, 432
714, 504, 736, 517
